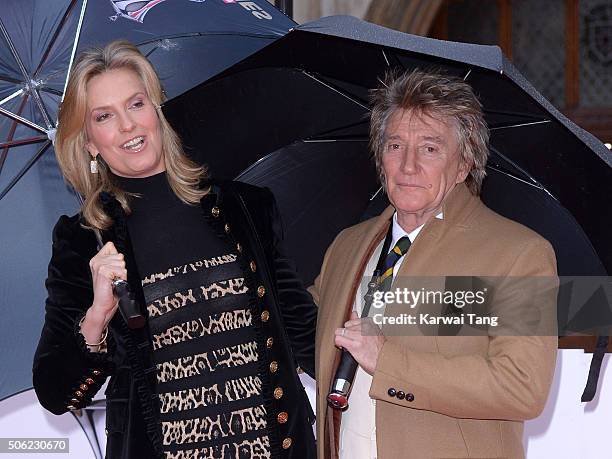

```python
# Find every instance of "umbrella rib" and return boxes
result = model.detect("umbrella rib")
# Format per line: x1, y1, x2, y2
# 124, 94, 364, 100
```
34, 0, 80, 78
0, 94, 30, 177
486, 165, 544, 189
484, 108, 548, 122
489, 119, 552, 131
0, 74, 22, 85
0, 136, 47, 149
39, 86, 63, 97
304, 138, 367, 143
488, 145, 558, 201
301, 71, 370, 111
62, 0, 89, 101
306, 119, 370, 140
137, 31, 283, 46
382, 49, 390, 66
31, 88, 54, 129
0, 19, 31, 84
0, 18, 53, 129
0, 140, 51, 201
370, 186, 383, 201
0, 106, 46, 133
0, 89, 24, 107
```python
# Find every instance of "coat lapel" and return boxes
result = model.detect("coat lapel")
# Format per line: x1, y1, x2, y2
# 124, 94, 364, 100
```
99, 193, 164, 457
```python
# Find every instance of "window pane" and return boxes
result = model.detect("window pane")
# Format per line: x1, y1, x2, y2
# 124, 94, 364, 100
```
579, 1, 612, 107
512, 0, 565, 108
447, 0, 499, 45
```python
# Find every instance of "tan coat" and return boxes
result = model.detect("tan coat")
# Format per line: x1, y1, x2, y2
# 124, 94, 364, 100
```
311, 183, 558, 459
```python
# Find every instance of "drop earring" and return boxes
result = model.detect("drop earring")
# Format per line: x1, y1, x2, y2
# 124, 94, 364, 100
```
90, 156, 98, 174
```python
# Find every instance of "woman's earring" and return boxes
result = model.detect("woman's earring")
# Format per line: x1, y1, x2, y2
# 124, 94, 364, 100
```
90, 157, 98, 174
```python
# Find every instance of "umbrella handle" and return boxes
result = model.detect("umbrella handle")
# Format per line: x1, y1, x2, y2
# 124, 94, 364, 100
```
111, 279, 145, 329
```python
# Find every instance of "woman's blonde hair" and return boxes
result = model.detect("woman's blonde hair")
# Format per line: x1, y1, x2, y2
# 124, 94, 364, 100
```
55, 40, 207, 230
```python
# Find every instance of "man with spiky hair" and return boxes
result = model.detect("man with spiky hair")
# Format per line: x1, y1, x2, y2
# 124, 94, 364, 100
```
311, 69, 557, 459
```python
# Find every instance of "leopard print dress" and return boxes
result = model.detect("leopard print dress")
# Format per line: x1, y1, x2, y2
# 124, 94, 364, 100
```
118, 172, 271, 459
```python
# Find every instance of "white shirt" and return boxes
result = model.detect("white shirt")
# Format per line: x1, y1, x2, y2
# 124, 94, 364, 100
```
338, 212, 443, 459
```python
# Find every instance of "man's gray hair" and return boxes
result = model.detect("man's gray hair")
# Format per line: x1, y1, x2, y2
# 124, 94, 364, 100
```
370, 69, 490, 195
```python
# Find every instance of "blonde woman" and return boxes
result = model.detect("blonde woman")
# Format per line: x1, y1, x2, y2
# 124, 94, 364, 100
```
33, 40, 316, 459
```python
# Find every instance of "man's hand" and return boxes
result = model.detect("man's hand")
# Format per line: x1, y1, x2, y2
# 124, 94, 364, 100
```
334, 311, 386, 375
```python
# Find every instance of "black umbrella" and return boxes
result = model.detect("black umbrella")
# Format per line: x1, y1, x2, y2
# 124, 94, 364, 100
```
165, 15, 612, 280
164, 15, 612, 401
0, 0, 293, 403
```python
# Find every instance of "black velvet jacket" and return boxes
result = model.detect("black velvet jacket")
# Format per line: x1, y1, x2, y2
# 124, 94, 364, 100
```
33, 181, 317, 459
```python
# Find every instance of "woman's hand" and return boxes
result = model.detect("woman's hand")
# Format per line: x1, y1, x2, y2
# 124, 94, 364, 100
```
80, 242, 126, 348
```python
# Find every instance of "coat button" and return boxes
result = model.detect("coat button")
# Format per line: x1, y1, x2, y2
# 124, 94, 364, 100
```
406, 393, 415, 402
274, 387, 284, 399
249, 261, 257, 272
257, 286, 266, 297
236, 243, 242, 253
277, 412, 288, 424
224, 223, 231, 233
79, 384, 89, 391
85, 378, 94, 385
67, 405, 77, 411
75, 390, 84, 398
92, 369, 101, 376
266, 337, 274, 348
70, 398, 79, 404
396, 391, 405, 400
260, 310, 270, 322
296, 366, 303, 374
282, 438, 292, 449
269, 361, 278, 373
105, 429, 109, 436
387, 388, 397, 397
211, 206, 220, 217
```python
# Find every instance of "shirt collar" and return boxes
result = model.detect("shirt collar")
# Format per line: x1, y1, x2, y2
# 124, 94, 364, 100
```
391, 211, 444, 248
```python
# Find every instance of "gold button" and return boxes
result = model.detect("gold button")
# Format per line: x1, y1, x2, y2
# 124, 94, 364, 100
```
274, 387, 284, 399
257, 286, 266, 297
92, 369, 101, 376
211, 206, 220, 217
270, 361, 278, 373
282, 438, 292, 449
80, 384, 89, 391
71, 398, 79, 404
260, 310, 270, 322
266, 337, 274, 348
224, 223, 231, 233
67, 405, 77, 411
236, 243, 242, 253
277, 412, 288, 424
85, 378, 94, 385
249, 261, 256, 272
75, 390, 84, 398
296, 366, 304, 374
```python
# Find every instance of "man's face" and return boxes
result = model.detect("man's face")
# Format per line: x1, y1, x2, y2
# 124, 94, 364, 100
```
381, 109, 470, 222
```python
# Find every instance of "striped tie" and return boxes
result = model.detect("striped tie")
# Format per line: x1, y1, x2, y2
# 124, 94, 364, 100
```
378, 236, 411, 291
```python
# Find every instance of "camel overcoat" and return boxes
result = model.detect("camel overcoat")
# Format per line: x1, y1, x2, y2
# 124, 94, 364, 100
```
311, 183, 558, 459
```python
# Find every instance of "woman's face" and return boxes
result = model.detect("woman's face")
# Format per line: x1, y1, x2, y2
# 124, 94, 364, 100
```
85, 68, 164, 178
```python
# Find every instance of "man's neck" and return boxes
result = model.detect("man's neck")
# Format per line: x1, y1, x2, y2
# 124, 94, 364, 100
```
396, 207, 442, 234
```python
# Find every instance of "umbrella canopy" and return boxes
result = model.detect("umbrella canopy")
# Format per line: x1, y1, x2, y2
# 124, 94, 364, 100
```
164, 15, 612, 287
0, 0, 293, 402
